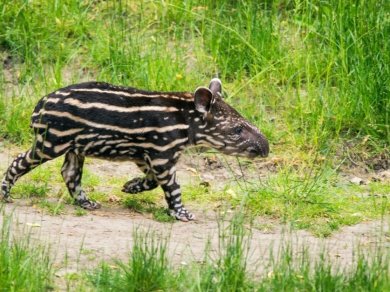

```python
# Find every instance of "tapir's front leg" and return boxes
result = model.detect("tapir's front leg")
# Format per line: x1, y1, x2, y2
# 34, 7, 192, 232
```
149, 157, 195, 222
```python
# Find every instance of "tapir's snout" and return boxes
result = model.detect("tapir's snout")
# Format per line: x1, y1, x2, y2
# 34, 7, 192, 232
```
244, 133, 269, 158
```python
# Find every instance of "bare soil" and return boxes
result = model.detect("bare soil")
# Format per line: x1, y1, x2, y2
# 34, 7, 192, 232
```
0, 144, 389, 289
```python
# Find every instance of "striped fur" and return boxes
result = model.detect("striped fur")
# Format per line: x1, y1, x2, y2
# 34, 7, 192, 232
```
1, 79, 269, 221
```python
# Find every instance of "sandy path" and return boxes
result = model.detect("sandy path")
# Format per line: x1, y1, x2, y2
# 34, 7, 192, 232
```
1, 202, 388, 276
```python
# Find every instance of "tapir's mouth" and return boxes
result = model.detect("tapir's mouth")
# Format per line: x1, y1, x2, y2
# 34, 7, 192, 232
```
245, 143, 269, 158
247, 149, 260, 158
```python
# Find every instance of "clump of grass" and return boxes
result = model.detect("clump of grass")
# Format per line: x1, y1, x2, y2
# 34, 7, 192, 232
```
38, 199, 65, 215
232, 163, 389, 237
0, 208, 54, 290
198, 214, 253, 291
89, 230, 173, 291
124, 195, 175, 223
74, 206, 87, 217
12, 182, 49, 198
259, 243, 390, 291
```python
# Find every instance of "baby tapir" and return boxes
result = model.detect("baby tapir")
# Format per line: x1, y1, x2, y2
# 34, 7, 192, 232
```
1, 78, 269, 221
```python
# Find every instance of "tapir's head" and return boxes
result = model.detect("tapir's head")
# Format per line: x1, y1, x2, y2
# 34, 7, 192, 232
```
192, 78, 269, 158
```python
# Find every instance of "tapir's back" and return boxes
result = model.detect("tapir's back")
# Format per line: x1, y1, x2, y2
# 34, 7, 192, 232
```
30, 82, 194, 158
31, 82, 193, 132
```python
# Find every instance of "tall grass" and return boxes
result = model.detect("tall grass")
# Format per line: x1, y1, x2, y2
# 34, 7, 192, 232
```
0, 0, 388, 148
0, 208, 54, 290
88, 214, 389, 291
89, 230, 173, 291
258, 244, 389, 291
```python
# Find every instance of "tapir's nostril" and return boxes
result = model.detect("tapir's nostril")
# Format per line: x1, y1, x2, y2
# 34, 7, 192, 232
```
258, 137, 269, 158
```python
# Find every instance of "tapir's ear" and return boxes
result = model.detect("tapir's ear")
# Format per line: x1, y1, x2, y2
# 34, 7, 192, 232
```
208, 78, 222, 97
194, 87, 214, 113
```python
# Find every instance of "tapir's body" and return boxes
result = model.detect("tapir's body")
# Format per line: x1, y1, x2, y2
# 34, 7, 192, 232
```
1, 79, 269, 221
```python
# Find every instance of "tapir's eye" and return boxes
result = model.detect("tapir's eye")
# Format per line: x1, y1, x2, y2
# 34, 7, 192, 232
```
234, 126, 243, 135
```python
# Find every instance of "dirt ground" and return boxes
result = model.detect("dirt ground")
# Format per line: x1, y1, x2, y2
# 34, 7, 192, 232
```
2, 202, 388, 281
0, 145, 389, 289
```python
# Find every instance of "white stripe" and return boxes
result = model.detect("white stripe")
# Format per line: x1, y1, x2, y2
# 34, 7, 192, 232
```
36, 150, 52, 160
54, 142, 72, 153
118, 137, 188, 152
55, 91, 71, 96
63, 98, 180, 113
43, 110, 189, 135
170, 189, 181, 196
196, 134, 225, 147
71, 88, 192, 101
49, 127, 84, 137
105, 139, 128, 145
151, 158, 169, 166
76, 133, 98, 140
31, 97, 61, 117
43, 140, 52, 148
167, 173, 176, 186
156, 170, 169, 179
31, 122, 48, 129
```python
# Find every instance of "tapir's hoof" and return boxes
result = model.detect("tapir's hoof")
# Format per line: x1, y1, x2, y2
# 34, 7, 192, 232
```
1, 196, 13, 203
170, 208, 195, 222
77, 199, 101, 210
122, 177, 143, 194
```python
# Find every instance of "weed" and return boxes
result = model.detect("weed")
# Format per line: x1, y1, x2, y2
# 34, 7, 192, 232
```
0, 208, 54, 290
151, 207, 175, 223
89, 230, 173, 291
74, 206, 87, 217
12, 182, 49, 198
124, 195, 175, 223
38, 199, 65, 216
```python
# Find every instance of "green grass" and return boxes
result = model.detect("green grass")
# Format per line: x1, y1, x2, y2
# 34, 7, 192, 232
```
0, 0, 388, 146
89, 230, 172, 291
1, 150, 387, 235
87, 214, 389, 291
257, 245, 390, 291
0, 208, 54, 290
0, 0, 388, 235
124, 194, 175, 223
37, 199, 65, 215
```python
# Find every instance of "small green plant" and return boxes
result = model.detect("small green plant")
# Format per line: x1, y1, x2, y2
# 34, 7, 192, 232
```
0, 208, 54, 290
89, 230, 173, 291
124, 196, 175, 223
258, 244, 390, 291
38, 199, 65, 215
74, 206, 87, 216
151, 207, 175, 223
13, 182, 49, 198
199, 214, 253, 291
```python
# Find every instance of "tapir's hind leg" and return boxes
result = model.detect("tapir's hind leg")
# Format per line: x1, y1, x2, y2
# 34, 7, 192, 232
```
1, 147, 53, 201
122, 161, 158, 194
61, 151, 101, 210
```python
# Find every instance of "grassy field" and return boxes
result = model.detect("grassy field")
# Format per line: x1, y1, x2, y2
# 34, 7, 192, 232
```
0, 0, 389, 290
